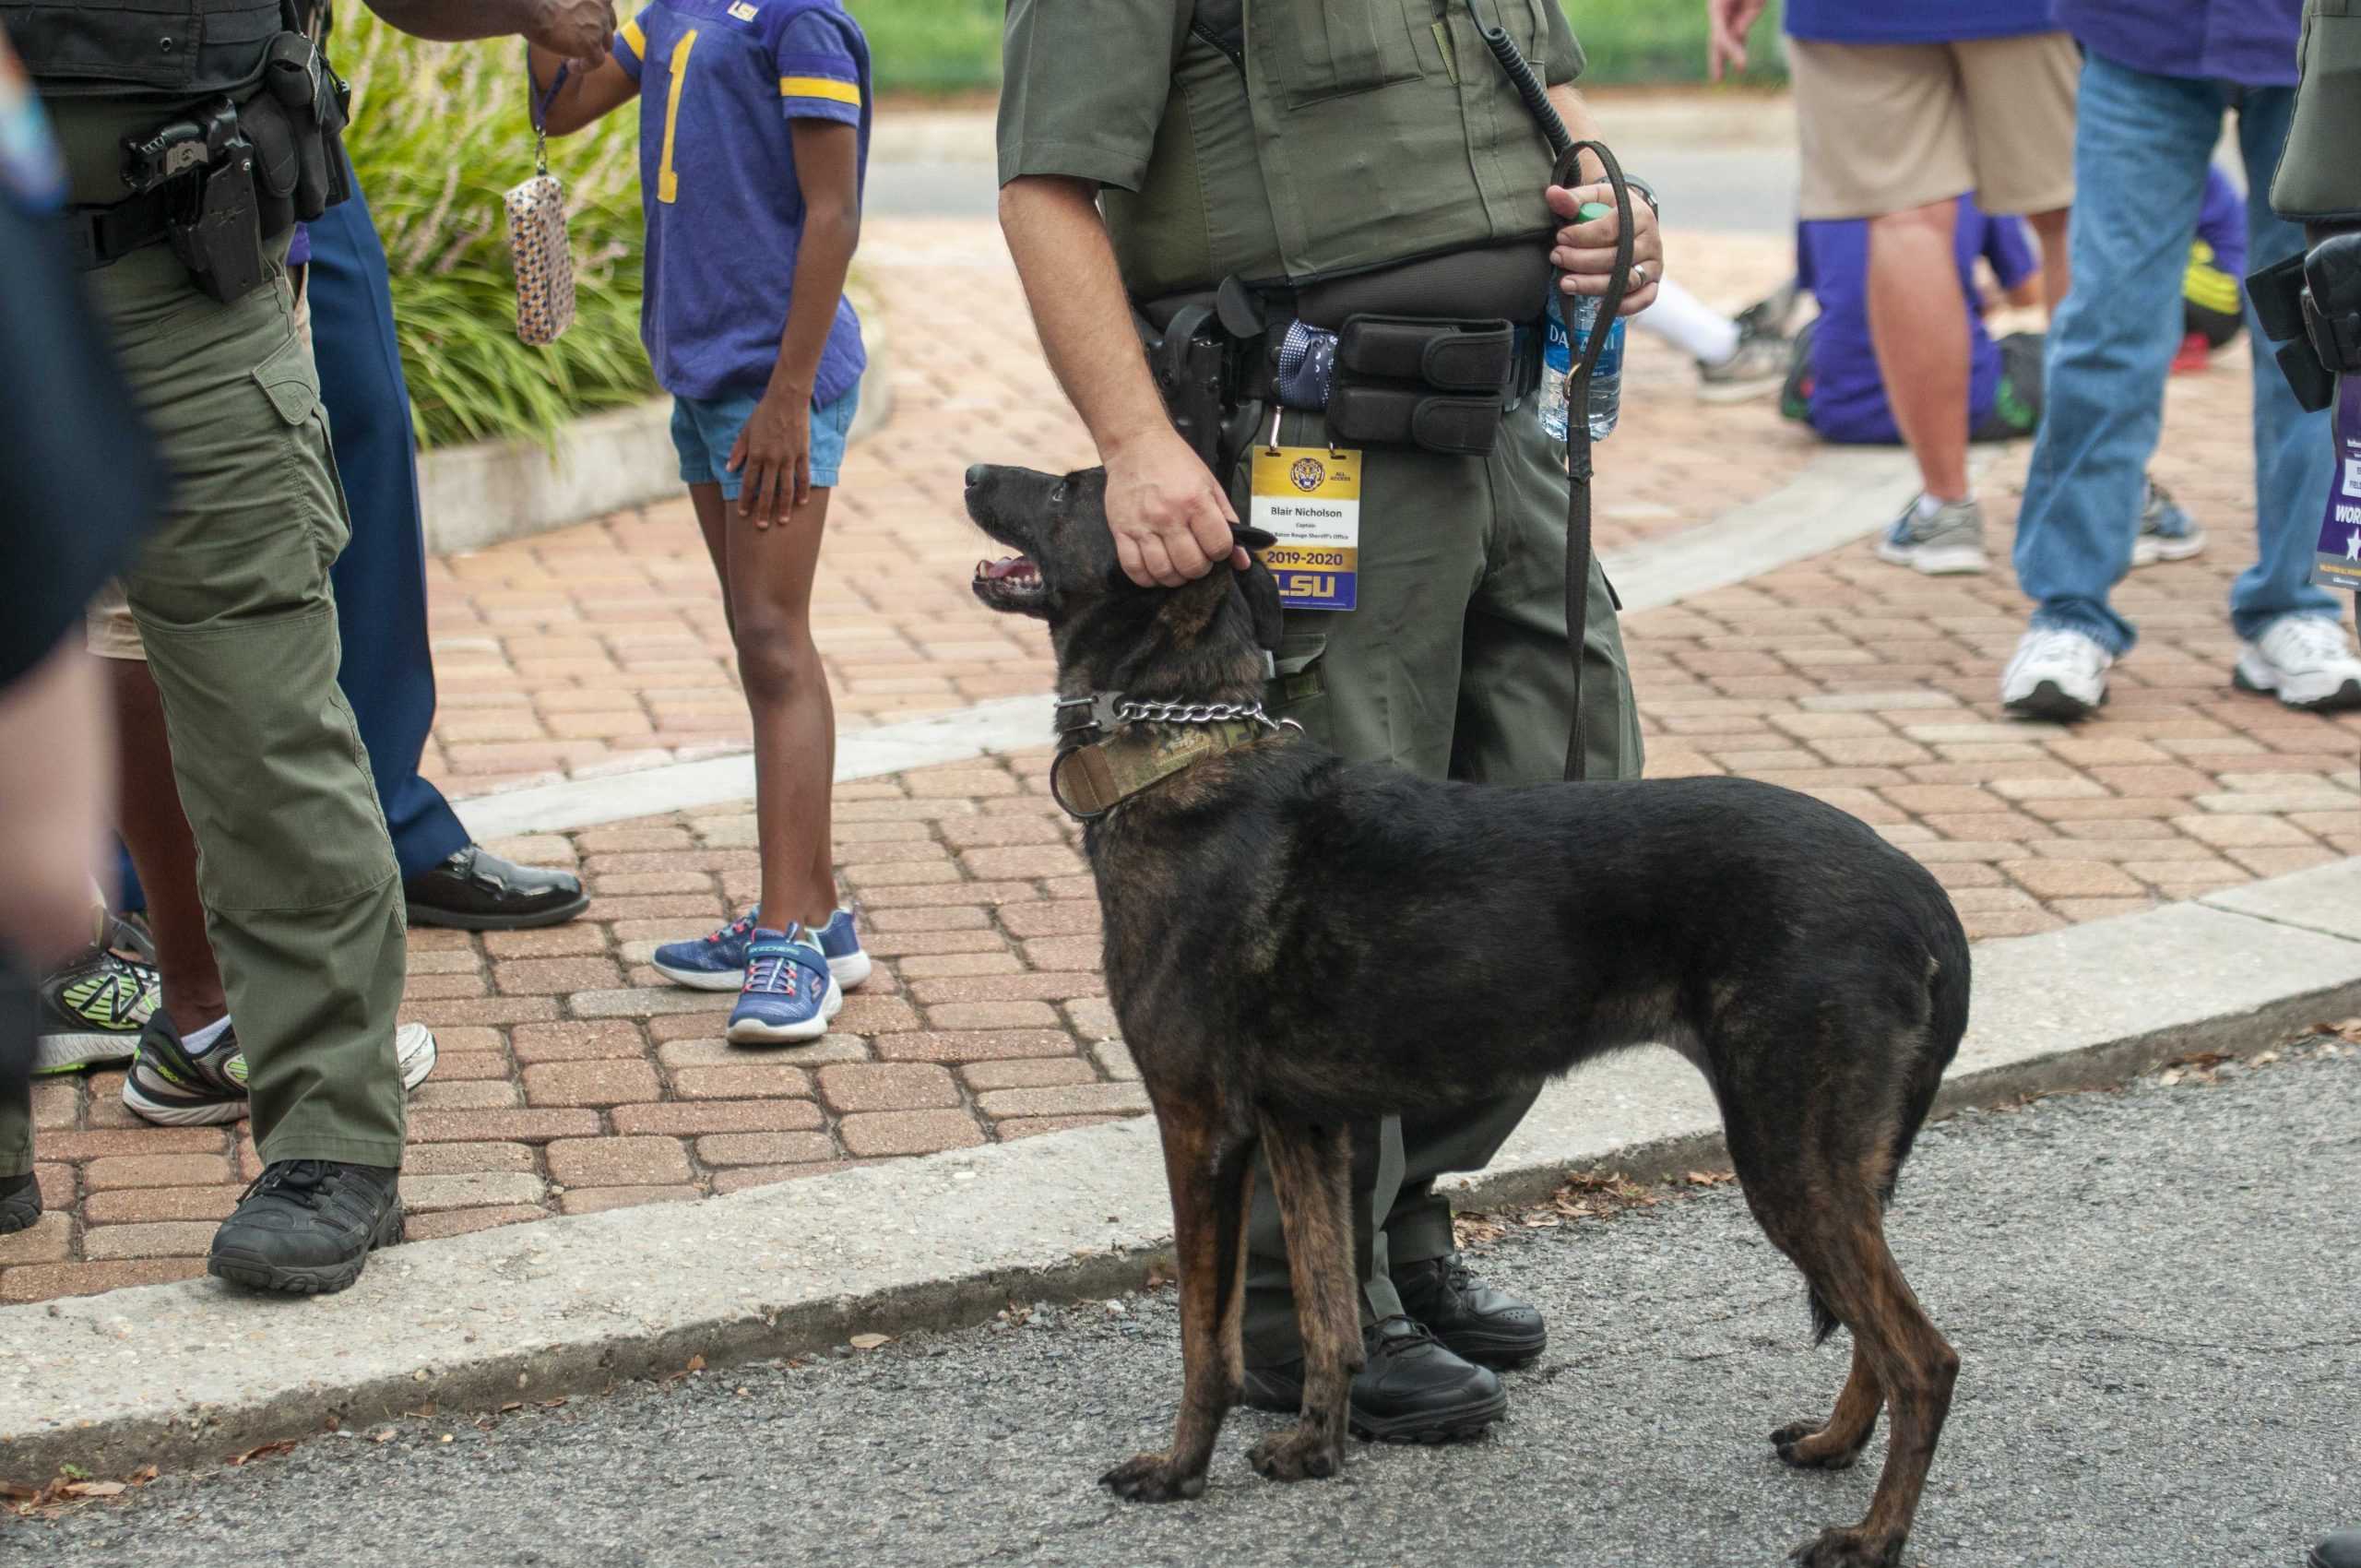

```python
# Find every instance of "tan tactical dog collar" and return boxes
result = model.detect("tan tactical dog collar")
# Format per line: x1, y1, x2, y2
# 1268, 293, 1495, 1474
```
1048, 691, 1298, 822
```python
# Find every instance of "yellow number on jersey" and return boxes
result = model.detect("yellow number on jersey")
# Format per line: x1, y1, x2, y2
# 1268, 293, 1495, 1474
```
657, 28, 699, 205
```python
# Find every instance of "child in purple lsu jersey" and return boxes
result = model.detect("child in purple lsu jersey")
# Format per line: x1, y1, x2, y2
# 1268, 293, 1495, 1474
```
530, 1, 875, 1044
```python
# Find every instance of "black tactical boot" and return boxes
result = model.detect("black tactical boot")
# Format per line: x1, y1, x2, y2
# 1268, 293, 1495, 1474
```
2312, 1531, 2361, 1568
208, 1160, 402, 1294
1393, 1251, 1548, 1368
1242, 1314, 1507, 1443
0, 1170, 40, 1236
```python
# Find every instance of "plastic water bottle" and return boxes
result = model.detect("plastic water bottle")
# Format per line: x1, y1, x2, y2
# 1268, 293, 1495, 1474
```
1539, 203, 1625, 442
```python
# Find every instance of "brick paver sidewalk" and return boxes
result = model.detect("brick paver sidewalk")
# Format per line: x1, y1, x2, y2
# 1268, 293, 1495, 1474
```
6, 220, 2355, 1302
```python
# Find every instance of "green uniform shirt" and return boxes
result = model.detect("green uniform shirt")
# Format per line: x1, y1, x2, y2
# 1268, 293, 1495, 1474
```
2278, 0, 2361, 223
998, 0, 1584, 297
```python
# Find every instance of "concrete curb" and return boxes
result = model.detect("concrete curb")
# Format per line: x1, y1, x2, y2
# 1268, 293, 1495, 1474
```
6, 857, 2357, 1485
418, 303, 893, 557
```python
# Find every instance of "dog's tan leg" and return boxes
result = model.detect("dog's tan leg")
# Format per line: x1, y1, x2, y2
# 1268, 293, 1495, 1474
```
1216, 1159, 1256, 1404
1780, 1213, 1959, 1568
1770, 1340, 1882, 1469
1102, 1092, 1240, 1503
1244, 1111, 1358, 1484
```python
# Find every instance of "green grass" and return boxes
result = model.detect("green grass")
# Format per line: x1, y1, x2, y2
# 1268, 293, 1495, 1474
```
341, 16, 657, 450
849, 0, 1787, 98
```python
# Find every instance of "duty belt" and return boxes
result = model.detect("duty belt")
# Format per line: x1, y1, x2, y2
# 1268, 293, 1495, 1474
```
67, 179, 200, 271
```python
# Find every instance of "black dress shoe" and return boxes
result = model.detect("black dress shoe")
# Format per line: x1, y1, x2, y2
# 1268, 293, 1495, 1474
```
2312, 1530, 2361, 1568
1242, 1314, 1507, 1443
403, 845, 587, 932
1394, 1251, 1548, 1368
208, 1160, 402, 1295
0, 1170, 41, 1236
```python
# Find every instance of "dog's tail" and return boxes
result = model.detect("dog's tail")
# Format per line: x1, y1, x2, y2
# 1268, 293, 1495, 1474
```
1808, 932, 1971, 1348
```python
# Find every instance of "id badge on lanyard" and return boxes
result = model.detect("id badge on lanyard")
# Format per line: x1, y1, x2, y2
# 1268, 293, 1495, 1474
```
2318, 375, 2361, 595
1251, 445, 1362, 612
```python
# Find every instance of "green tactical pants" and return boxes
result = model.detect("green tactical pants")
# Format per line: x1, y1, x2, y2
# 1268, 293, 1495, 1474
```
2277, 0, 2361, 223
1236, 398, 1644, 1360
0, 99, 409, 1176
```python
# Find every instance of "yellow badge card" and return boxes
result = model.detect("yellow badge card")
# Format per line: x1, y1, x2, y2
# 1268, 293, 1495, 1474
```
1252, 445, 1361, 612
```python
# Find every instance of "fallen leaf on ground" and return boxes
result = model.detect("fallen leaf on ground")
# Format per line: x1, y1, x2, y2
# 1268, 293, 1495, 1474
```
228, 1441, 296, 1467
58, 1482, 125, 1499
848, 1333, 892, 1350
684, 1354, 706, 1374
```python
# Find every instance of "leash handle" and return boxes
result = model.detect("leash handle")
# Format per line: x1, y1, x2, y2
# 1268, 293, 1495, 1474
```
1550, 140, 1635, 784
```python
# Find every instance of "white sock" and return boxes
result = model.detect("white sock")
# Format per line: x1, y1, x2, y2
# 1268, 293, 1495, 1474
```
1916, 493, 1973, 518
1633, 277, 1742, 366
183, 1015, 232, 1053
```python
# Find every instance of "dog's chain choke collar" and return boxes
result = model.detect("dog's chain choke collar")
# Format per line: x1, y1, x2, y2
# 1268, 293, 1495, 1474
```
1049, 672, 1301, 822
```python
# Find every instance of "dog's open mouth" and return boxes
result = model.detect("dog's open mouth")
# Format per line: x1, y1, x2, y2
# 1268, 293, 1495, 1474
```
972, 554, 1046, 612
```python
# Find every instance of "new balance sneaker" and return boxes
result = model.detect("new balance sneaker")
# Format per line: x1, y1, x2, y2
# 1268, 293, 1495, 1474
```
35, 922, 160, 1075
208, 1160, 401, 1296
2234, 614, 2361, 712
123, 1016, 439, 1126
727, 928, 842, 1045
0, 1171, 40, 1237
2130, 479, 2206, 567
656, 905, 869, 992
1877, 495, 1988, 576
2002, 626, 2113, 721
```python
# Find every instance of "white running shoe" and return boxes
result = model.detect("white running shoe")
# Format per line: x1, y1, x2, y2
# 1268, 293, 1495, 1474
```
1877, 495, 1988, 576
2234, 614, 2361, 711
2001, 627, 2113, 721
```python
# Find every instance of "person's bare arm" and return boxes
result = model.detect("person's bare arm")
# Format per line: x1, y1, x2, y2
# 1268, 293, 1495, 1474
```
1544, 84, 1664, 316
730, 119, 860, 526
527, 42, 638, 136
999, 174, 1243, 588
368, 0, 615, 61
0, 640, 110, 967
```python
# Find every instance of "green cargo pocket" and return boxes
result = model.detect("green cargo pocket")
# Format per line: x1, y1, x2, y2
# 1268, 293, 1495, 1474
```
1256, 0, 1423, 106
252, 321, 353, 571
252, 325, 318, 426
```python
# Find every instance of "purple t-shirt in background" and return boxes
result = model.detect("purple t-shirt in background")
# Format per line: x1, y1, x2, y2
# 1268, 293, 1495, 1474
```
1785, 0, 2057, 45
1797, 196, 2037, 445
2196, 165, 2247, 281
288, 222, 310, 269
2050, 0, 2303, 86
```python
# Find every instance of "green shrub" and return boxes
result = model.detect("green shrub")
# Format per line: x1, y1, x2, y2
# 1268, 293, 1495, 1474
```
849, 0, 1003, 96
340, 16, 657, 450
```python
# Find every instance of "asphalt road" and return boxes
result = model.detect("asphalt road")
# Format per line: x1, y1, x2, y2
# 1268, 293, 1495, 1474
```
11, 1047, 2355, 1568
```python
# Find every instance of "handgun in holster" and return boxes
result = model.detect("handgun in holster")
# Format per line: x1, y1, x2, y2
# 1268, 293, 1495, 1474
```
1139, 303, 1232, 472
2251, 231, 2361, 411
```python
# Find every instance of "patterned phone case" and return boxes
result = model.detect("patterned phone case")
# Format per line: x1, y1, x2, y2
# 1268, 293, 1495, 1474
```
504, 164, 575, 347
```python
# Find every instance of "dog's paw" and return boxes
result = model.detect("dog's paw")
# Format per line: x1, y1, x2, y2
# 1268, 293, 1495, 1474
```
1247, 1427, 1344, 1483
1788, 1525, 1904, 1568
1099, 1452, 1207, 1504
1770, 1420, 1863, 1471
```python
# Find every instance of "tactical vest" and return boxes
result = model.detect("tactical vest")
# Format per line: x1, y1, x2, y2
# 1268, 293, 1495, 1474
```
1104, 0, 1577, 298
4, 0, 284, 100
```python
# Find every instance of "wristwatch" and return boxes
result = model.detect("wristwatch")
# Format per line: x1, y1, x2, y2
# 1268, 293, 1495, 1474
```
1620, 175, 1659, 225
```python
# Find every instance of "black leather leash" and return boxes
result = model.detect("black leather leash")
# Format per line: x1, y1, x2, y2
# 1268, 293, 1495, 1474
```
1549, 140, 1636, 784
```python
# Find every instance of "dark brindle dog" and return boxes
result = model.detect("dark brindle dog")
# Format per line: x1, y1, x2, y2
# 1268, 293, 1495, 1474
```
964, 463, 1971, 1568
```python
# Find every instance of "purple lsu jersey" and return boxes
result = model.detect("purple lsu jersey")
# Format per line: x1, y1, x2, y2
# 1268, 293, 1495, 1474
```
614, 0, 870, 403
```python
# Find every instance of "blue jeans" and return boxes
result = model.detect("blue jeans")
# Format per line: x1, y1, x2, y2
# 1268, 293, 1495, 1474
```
2013, 53, 2340, 656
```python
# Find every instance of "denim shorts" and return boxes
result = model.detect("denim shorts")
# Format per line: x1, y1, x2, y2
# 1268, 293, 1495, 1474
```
671, 382, 860, 500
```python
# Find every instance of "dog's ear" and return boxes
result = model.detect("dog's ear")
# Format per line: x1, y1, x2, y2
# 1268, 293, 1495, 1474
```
1237, 551, 1285, 653
1232, 525, 1277, 553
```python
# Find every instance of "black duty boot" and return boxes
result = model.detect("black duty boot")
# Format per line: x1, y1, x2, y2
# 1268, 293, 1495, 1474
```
1242, 1314, 1507, 1443
403, 845, 588, 932
208, 1160, 402, 1294
0, 1170, 41, 1236
2312, 1531, 2361, 1568
1394, 1251, 1548, 1368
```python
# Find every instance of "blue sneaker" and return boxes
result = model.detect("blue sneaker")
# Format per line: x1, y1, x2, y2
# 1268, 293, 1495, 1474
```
807, 908, 872, 990
652, 906, 763, 992
654, 906, 870, 992
728, 929, 842, 1045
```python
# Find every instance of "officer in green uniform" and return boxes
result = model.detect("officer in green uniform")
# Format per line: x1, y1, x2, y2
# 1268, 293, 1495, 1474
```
2264, 7, 2360, 1562
998, 0, 1661, 1439
0, 0, 387, 1289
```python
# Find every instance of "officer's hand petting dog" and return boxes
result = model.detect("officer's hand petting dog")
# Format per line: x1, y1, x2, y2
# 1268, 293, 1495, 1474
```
1547, 178, 1664, 315
1103, 423, 1252, 589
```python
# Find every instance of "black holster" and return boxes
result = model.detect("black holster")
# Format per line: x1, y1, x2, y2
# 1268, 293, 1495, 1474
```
2249, 232, 2361, 411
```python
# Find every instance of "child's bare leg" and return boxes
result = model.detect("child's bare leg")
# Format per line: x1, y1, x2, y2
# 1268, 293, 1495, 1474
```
689, 483, 736, 641
725, 485, 837, 931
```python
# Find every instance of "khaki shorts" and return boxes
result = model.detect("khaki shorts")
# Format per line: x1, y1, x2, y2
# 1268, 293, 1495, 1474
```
89, 265, 315, 661
1792, 32, 2080, 221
